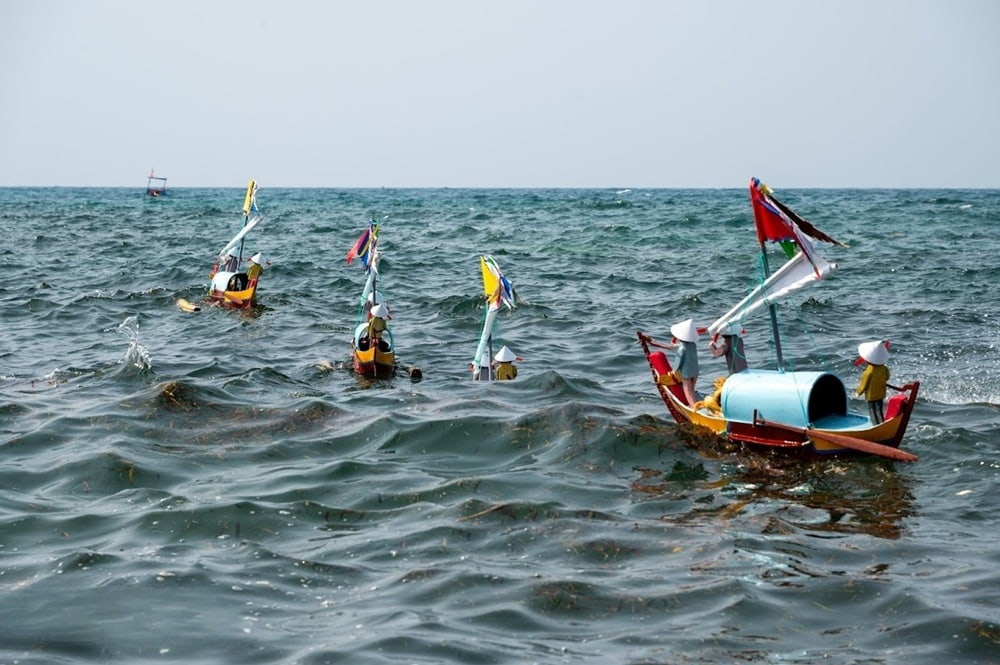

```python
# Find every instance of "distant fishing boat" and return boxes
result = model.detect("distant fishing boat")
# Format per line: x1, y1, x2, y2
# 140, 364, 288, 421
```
347, 219, 396, 378
471, 256, 520, 381
206, 180, 267, 309
637, 177, 920, 462
145, 169, 167, 197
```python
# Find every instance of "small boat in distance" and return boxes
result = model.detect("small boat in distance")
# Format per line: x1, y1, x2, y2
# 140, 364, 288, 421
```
637, 178, 920, 462
145, 169, 167, 197
348, 219, 396, 378
207, 180, 267, 309
472, 256, 520, 381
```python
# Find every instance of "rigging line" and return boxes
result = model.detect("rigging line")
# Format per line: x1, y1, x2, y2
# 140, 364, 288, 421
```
761, 296, 814, 424
750, 252, 833, 374
799, 314, 835, 375
770, 297, 833, 376
775, 307, 799, 372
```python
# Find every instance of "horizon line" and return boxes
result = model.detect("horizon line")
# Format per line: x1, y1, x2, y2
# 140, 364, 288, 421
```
1, 184, 996, 191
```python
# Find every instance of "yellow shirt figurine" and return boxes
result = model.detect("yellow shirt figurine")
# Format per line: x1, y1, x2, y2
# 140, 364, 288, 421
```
855, 340, 890, 424
494, 345, 519, 380
247, 252, 267, 283
368, 303, 390, 351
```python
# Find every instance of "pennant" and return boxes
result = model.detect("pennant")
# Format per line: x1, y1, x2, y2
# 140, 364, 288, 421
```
346, 220, 380, 266
242, 180, 257, 216
346, 228, 369, 265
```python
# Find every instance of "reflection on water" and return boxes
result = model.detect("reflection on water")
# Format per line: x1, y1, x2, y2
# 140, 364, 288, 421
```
633, 422, 915, 539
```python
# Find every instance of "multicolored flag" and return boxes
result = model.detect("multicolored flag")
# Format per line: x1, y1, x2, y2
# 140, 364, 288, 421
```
749, 177, 845, 275
708, 178, 845, 336
346, 218, 380, 267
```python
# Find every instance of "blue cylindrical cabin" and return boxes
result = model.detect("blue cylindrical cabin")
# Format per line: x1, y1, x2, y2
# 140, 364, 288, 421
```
720, 369, 848, 428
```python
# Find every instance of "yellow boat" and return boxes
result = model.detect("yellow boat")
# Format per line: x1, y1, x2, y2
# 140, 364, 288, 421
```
348, 219, 397, 378
207, 180, 266, 309
352, 303, 395, 378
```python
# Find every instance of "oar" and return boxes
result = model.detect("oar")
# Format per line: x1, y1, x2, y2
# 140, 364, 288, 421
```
223, 290, 246, 306
754, 416, 918, 462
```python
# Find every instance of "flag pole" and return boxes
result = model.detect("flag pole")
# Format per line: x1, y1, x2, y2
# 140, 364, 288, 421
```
759, 240, 785, 370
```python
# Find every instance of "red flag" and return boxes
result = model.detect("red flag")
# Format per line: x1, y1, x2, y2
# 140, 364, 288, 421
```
750, 178, 844, 247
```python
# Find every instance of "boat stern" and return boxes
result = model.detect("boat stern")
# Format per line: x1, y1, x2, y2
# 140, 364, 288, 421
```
352, 344, 396, 378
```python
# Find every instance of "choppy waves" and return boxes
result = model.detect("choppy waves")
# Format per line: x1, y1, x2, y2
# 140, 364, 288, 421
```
1, 187, 998, 663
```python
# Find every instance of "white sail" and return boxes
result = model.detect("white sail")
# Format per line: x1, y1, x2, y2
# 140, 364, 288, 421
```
709, 250, 837, 336
218, 214, 263, 259
359, 246, 381, 306
472, 304, 500, 369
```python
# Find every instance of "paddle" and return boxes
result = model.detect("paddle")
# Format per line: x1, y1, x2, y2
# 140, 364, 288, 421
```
175, 298, 201, 313
754, 416, 918, 462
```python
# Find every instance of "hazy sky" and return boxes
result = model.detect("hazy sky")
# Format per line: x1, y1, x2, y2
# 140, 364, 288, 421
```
2, 1, 997, 188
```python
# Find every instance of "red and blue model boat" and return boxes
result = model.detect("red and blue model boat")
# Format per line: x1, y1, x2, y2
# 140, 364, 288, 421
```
638, 178, 920, 462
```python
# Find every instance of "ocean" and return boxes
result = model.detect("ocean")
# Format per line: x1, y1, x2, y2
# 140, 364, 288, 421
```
0, 186, 997, 664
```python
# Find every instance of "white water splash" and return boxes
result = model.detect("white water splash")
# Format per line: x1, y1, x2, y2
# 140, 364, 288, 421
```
117, 314, 151, 370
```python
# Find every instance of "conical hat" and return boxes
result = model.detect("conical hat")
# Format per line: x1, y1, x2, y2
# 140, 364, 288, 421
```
722, 322, 744, 337
370, 303, 388, 318
669, 318, 700, 343
858, 340, 889, 365
249, 252, 266, 265
494, 345, 517, 363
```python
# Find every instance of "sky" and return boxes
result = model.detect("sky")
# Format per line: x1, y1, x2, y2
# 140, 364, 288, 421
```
1, 0, 998, 188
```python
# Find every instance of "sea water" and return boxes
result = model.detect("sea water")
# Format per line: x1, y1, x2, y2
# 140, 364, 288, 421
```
0, 186, 997, 664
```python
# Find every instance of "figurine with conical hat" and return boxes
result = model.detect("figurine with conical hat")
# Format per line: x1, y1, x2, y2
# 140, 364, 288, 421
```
709, 321, 747, 375
494, 345, 519, 381
856, 340, 890, 424
247, 252, 268, 286
666, 318, 701, 407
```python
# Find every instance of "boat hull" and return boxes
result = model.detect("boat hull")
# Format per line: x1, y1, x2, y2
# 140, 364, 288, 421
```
352, 344, 395, 378
637, 331, 919, 459
208, 271, 257, 309
208, 286, 257, 309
